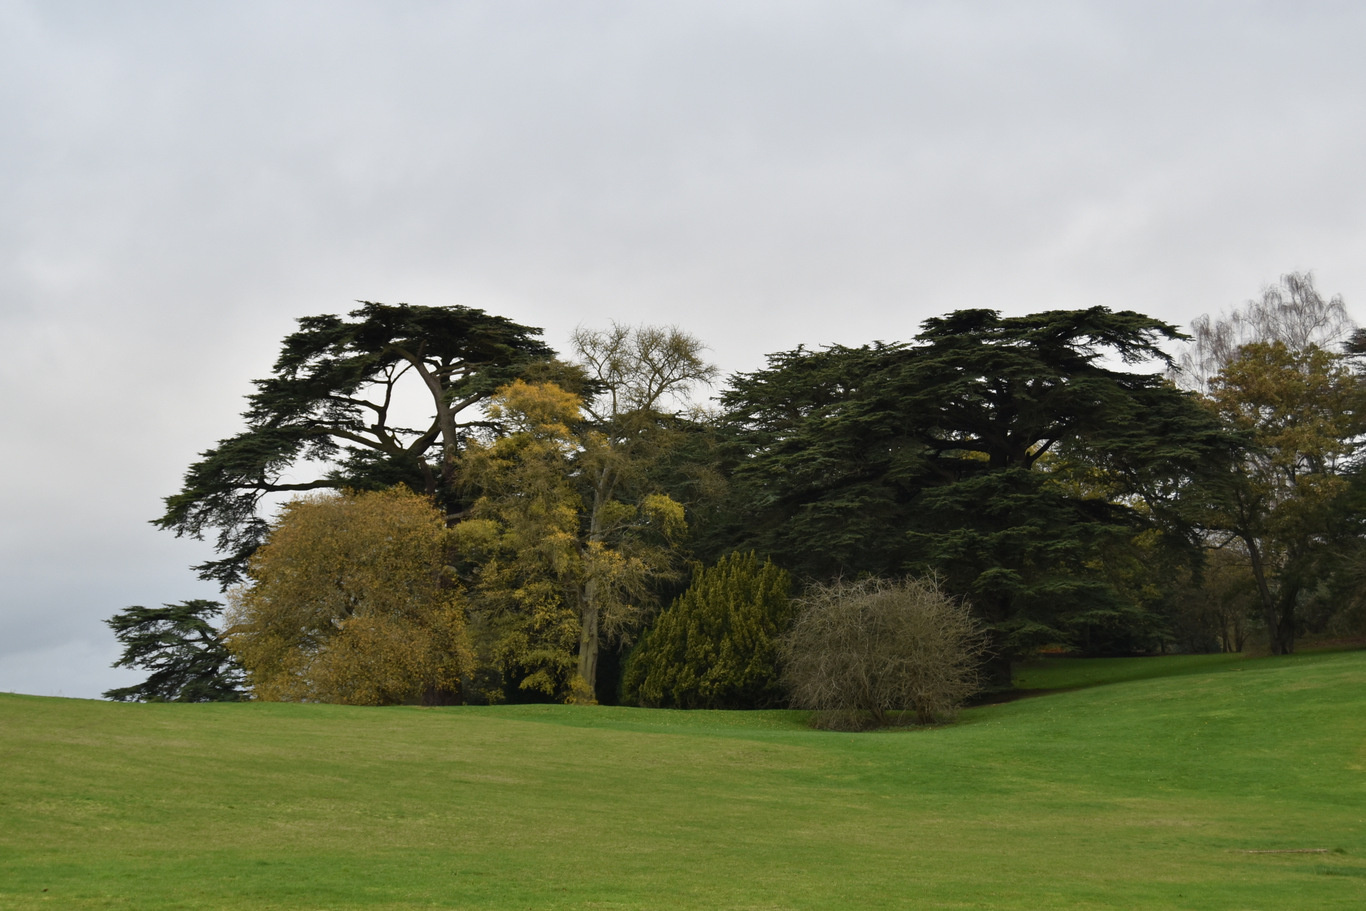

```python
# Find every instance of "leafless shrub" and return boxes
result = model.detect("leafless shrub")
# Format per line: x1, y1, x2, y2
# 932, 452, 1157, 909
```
781, 577, 988, 730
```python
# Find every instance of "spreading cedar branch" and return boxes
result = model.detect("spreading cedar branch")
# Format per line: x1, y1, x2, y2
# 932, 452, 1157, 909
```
104, 600, 245, 703
153, 302, 555, 586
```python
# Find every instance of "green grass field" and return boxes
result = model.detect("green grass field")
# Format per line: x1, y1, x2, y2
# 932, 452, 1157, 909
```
3, 650, 1364, 910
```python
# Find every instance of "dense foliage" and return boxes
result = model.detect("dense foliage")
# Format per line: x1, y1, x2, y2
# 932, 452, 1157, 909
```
225, 487, 471, 705
623, 551, 793, 709
456, 379, 688, 703
136, 278, 1366, 711
154, 301, 554, 586
718, 307, 1233, 659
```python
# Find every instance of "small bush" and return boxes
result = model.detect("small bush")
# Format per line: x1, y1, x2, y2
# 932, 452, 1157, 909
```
781, 576, 987, 730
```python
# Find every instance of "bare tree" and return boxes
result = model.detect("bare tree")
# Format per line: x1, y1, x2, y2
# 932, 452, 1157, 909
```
572, 323, 719, 428
1173, 272, 1354, 393
781, 577, 988, 730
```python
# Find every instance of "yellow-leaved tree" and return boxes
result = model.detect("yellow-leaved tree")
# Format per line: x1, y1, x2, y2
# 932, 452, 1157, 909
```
225, 486, 472, 704
458, 379, 687, 703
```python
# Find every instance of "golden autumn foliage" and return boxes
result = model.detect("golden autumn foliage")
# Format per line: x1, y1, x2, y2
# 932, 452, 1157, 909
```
458, 379, 686, 702
225, 487, 472, 705
457, 380, 586, 698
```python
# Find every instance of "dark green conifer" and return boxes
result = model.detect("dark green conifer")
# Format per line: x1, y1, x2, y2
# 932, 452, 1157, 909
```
103, 600, 246, 702
624, 552, 792, 709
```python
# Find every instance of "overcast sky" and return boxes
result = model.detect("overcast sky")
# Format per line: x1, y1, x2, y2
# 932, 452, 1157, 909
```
4, 0, 1365, 699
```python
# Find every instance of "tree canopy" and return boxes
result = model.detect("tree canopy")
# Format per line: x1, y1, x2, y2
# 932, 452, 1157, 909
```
719, 307, 1232, 655
143, 288, 1366, 710
1174, 272, 1353, 393
155, 302, 554, 586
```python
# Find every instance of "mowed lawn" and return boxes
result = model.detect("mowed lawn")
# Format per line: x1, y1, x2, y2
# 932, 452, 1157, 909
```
3, 651, 1365, 910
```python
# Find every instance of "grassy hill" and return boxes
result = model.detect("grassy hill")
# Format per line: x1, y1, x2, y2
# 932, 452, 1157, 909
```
3, 650, 1364, 909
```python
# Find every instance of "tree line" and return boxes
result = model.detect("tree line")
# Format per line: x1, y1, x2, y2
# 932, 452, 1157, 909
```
106, 273, 1366, 722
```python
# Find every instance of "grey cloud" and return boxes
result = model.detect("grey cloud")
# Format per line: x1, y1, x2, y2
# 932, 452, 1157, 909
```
3, 0, 1365, 697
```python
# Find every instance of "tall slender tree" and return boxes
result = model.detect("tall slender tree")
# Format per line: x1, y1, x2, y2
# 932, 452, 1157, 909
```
568, 324, 718, 694
458, 380, 687, 703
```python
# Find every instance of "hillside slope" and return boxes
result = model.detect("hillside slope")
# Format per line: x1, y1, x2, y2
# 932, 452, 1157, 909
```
3, 650, 1364, 909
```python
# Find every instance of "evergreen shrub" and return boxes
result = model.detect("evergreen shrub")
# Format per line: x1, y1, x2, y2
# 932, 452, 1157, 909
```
623, 552, 793, 709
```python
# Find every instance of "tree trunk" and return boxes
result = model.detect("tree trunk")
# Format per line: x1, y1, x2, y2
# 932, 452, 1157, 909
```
571, 467, 614, 705
399, 347, 464, 488
575, 591, 600, 704
1243, 536, 1291, 654
1271, 578, 1299, 655
980, 603, 1013, 689
981, 651, 1013, 689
